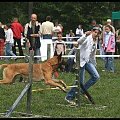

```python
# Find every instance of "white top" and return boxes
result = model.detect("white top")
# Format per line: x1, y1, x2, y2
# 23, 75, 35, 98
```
77, 34, 97, 67
104, 31, 113, 47
53, 26, 62, 33
5, 28, 14, 44
54, 40, 66, 55
41, 21, 54, 35
76, 28, 84, 36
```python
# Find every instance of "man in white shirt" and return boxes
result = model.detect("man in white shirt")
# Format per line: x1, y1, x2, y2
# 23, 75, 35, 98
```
41, 16, 54, 61
41, 16, 54, 39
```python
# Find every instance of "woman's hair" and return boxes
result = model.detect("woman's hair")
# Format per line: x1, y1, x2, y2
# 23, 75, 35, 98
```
92, 27, 101, 33
105, 24, 112, 30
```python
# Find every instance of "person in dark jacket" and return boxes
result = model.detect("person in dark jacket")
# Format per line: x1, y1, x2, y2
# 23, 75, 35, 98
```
65, 41, 78, 72
24, 13, 42, 63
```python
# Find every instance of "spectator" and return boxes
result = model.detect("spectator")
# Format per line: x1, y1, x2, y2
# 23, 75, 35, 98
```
54, 32, 66, 72
4, 23, 16, 62
116, 35, 120, 55
66, 31, 69, 48
89, 20, 98, 30
102, 19, 115, 35
41, 16, 54, 39
95, 24, 105, 60
24, 13, 42, 63
54, 32, 66, 56
41, 16, 54, 61
65, 41, 78, 72
11, 17, 24, 56
0, 22, 5, 59
75, 24, 84, 37
65, 27, 101, 105
102, 24, 115, 72
116, 29, 120, 55
59, 23, 63, 33
68, 30, 75, 49
53, 20, 62, 37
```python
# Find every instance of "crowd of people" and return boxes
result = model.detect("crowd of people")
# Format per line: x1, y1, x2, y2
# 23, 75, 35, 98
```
0, 14, 119, 69
0, 13, 120, 105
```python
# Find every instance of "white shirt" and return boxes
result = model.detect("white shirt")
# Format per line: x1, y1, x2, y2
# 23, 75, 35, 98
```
41, 21, 54, 35
104, 31, 112, 47
54, 40, 66, 55
77, 34, 96, 67
5, 28, 14, 44
76, 28, 84, 36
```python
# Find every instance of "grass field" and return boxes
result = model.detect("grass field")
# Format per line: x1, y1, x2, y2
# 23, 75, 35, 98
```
0, 57, 120, 118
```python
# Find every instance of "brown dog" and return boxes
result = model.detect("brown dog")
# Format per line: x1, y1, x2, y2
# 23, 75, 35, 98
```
0, 53, 67, 92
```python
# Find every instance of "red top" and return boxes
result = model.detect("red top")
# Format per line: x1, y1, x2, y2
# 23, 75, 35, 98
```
11, 21, 24, 39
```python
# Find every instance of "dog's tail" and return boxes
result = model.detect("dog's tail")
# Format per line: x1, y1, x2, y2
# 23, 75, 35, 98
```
0, 64, 8, 69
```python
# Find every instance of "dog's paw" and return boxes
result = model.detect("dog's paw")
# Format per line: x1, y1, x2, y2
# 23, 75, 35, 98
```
61, 87, 67, 93
60, 80, 67, 88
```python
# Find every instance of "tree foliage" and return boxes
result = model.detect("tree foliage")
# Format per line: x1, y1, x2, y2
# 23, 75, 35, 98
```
0, 2, 119, 35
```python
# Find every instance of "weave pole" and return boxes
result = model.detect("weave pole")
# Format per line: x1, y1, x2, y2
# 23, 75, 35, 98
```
47, 43, 51, 59
74, 48, 81, 107
26, 50, 34, 115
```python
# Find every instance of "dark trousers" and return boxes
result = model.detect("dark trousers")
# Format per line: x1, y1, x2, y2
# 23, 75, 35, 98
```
116, 42, 120, 55
12, 37, 24, 56
65, 58, 75, 72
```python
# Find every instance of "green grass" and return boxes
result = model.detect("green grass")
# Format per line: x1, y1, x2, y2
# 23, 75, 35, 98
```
0, 58, 120, 118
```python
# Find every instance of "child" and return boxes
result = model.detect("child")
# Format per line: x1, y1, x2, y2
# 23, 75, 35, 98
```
54, 32, 66, 56
4, 23, 16, 62
53, 32, 66, 77
102, 24, 115, 72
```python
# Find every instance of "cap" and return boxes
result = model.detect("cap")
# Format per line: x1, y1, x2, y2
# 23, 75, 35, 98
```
107, 19, 111, 23
92, 27, 101, 32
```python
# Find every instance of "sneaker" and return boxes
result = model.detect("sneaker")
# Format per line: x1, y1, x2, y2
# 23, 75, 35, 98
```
65, 97, 76, 105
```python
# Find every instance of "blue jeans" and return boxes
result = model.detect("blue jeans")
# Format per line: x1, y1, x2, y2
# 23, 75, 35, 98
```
5, 43, 16, 60
43, 34, 52, 39
34, 48, 41, 63
65, 61, 100, 100
65, 58, 75, 72
104, 52, 114, 72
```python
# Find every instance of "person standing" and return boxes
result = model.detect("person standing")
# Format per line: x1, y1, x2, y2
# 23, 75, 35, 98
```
54, 32, 66, 73
24, 13, 42, 63
4, 23, 16, 62
75, 24, 84, 37
54, 32, 66, 56
0, 22, 5, 59
53, 20, 62, 37
41, 16, 54, 39
11, 17, 24, 56
65, 27, 101, 104
41, 16, 54, 61
102, 24, 115, 72
89, 20, 98, 30
65, 41, 78, 73
102, 19, 115, 35
68, 30, 75, 49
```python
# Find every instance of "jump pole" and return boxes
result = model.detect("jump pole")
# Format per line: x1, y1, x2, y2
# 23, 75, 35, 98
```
74, 48, 81, 107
